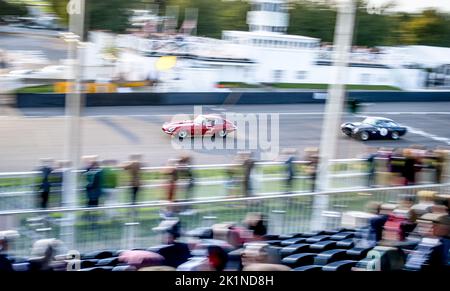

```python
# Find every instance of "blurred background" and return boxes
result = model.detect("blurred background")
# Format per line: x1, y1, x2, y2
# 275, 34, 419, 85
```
0, 0, 450, 272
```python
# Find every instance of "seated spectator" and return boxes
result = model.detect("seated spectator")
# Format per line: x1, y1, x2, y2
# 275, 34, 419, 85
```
152, 218, 191, 268
411, 191, 436, 217
0, 231, 18, 272
207, 245, 228, 271
404, 212, 450, 271
28, 239, 67, 271
243, 263, 291, 271
118, 250, 164, 269
138, 266, 176, 271
366, 202, 389, 242
241, 242, 272, 268
244, 213, 268, 241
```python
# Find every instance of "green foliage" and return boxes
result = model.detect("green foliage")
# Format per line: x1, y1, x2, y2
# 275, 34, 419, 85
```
49, 0, 136, 33
0, 0, 28, 17
166, 0, 249, 38
45, 0, 450, 47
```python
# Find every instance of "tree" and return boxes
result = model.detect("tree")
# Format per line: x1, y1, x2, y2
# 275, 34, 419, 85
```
49, 0, 137, 33
405, 9, 450, 47
0, 0, 28, 18
166, 0, 249, 38
287, 0, 337, 42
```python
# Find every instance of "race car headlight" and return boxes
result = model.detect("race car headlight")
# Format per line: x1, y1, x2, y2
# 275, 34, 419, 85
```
168, 127, 175, 132
352, 128, 359, 133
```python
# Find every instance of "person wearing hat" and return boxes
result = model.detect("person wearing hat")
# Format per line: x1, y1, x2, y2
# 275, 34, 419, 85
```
404, 212, 450, 271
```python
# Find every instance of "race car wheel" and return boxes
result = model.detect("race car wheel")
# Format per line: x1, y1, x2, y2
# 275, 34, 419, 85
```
177, 130, 188, 139
391, 131, 400, 140
218, 130, 227, 138
359, 131, 370, 141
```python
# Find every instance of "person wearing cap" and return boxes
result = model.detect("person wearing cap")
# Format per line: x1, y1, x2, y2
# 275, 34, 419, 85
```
404, 212, 450, 271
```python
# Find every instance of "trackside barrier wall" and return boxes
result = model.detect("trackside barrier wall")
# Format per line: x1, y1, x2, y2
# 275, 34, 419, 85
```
15, 91, 450, 107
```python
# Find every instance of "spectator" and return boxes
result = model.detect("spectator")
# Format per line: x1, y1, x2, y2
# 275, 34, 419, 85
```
178, 155, 195, 202
207, 245, 228, 271
433, 149, 448, 184
84, 161, 103, 208
28, 239, 66, 271
366, 147, 378, 187
404, 212, 450, 271
366, 201, 389, 242
281, 148, 297, 194
241, 152, 255, 197
389, 148, 405, 186
0, 231, 18, 272
411, 190, 436, 217
163, 159, 179, 203
36, 158, 54, 209
402, 148, 419, 185
243, 263, 291, 271
304, 147, 319, 192
152, 218, 191, 268
122, 154, 143, 205
244, 212, 267, 241
101, 160, 119, 218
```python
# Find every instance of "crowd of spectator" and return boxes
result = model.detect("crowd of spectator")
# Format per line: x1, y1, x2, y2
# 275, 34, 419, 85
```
1, 187, 449, 271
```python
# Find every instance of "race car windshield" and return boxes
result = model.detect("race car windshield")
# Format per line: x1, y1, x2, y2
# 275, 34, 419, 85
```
363, 118, 377, 126
194, 116, 206, 125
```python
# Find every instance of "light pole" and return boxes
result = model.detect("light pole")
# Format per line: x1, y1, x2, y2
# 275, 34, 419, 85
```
311, 0, 356, 231
61, 0, 86, 249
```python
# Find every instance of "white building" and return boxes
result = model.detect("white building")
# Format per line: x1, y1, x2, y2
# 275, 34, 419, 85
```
82, 1, 450, 91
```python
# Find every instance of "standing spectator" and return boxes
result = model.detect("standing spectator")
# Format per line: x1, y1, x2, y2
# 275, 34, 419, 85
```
122, 154, 143, 205
366, 147, 378, 187
281, 149, 297, 194
403, 148, 418, 185
84, 161, 103, 208
304, 147, 319, 192
101, 160, 119, 218
164, 159, 179, 202
36, 158, 54, 209
242, 152, 255, 197
433, 148, 449, 184
178, 155, 195, 201
389, 148, 406, 186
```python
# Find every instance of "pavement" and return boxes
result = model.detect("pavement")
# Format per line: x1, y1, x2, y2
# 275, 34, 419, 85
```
0, 102, 449, 172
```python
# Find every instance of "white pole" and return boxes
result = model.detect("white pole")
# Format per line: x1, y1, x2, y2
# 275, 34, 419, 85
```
311, 0, 356, 231
61, 0, 86, 250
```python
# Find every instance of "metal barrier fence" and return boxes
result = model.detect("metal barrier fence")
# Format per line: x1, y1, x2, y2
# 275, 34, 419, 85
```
1, 182, 449, 257
1, 156, 446, 212
0, 158, 374, 211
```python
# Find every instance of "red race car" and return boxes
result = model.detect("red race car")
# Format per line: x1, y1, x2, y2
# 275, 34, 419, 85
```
162, 114, 237, 139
